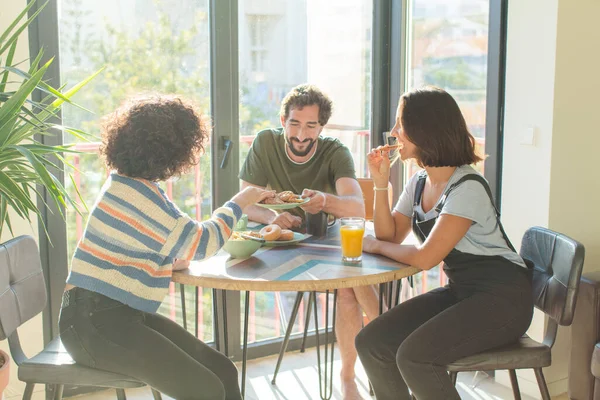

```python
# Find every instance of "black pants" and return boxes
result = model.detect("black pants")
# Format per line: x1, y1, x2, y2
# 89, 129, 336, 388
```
59, 287, 242, 400
355, 263, 533, 400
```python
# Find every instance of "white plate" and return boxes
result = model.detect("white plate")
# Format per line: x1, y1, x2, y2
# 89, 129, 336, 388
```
255, 197, 309, 210
263, 232, 307, 246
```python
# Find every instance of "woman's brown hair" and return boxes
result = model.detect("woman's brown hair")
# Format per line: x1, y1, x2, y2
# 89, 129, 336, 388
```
400, 86, 483, 167
100, 95, 208, 181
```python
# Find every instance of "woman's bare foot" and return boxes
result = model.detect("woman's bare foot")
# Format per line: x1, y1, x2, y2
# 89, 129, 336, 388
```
341, 378, 364, 400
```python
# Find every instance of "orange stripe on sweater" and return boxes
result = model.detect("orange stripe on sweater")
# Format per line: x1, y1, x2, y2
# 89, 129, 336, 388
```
215, 217, 232, 237
185, 227, 203, 260
79, 243, 172, 277
98, 203, 165, 244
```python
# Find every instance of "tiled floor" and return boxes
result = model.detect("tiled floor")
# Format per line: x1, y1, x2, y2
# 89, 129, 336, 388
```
39, 347, 568, 400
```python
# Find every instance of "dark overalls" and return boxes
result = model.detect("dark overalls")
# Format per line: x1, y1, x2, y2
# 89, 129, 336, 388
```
356, 173, 533, 400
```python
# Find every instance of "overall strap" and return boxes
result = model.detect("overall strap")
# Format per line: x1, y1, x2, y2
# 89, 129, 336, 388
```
435, 174, 517, 253
413, 171, 428, 209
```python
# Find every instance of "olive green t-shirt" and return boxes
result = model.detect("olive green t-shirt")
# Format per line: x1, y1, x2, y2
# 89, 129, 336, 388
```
239, 128, 357, 218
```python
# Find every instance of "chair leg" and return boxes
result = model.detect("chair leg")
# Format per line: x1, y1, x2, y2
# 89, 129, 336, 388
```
534, 368, 551, 400
272, 291, 304, 384
449, 371, 458, 386
300, 292, 314, 353
508, 369, 522, 400
22, 383, 35, 400
53, 384, 64, 400
151, 388, 163, 400
116, 388, 126, 400
180, 283, 187, 331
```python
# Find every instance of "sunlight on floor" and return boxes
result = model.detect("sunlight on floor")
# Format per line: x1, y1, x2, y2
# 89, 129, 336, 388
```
32, 347, 567, 400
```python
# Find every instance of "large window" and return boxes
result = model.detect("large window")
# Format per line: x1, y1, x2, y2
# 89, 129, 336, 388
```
405, 0, 491, 293
33, 0, 506, 368
405, 0, 489, 180
238, 0, 373, 345
57, 0, 216, 341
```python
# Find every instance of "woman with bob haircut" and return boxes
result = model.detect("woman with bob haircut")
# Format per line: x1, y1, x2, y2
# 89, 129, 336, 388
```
59, 95, 273, 400
355, 86, 533, 400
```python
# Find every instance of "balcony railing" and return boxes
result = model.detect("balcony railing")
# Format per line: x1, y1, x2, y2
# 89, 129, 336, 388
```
66, 131, 481, 344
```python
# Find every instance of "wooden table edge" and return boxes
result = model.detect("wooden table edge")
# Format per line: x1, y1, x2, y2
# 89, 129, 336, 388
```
172, 266, 421, 292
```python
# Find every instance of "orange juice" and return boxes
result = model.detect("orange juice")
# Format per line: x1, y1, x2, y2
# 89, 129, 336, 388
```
340, 225, 365, 259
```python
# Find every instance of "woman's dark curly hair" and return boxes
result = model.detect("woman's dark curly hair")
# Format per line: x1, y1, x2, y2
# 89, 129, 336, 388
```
100, 95, 208, 181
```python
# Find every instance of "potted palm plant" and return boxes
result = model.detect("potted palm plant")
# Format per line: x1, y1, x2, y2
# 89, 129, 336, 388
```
0, 1, 101, 394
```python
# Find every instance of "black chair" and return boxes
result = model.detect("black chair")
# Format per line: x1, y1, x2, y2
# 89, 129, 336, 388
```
0, 235, 162, 400
447, 226, 585, 400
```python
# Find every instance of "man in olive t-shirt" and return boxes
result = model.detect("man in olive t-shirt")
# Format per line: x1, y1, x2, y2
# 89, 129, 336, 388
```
239, 127, 357, 221
239, 84, 381, 399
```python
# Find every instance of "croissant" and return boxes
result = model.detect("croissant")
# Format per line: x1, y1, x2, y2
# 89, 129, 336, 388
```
262, 196, 285, 205
277, 191, 298, 202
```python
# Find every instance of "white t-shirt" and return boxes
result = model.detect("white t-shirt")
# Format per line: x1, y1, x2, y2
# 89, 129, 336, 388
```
394, 165, 526, 268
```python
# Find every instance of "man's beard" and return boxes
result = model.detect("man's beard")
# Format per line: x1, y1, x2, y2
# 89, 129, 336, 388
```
286, 137, 316, 157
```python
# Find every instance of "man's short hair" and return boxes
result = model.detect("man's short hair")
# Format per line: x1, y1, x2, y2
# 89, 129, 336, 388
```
280, 84, 333, 126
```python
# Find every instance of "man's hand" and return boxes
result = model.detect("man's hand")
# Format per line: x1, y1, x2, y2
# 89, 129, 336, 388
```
300, 189, 326, 214
271, 212, 302, 230
362, 235, 380, 254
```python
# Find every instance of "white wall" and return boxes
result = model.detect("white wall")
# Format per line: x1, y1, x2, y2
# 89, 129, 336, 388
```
501, 0, 600, 397
0, 3, 45, 399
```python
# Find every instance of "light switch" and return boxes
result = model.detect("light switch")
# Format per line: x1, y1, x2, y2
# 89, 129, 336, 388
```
520, 127, 536, 146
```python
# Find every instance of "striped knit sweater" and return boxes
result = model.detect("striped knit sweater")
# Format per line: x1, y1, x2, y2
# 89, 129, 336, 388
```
67, 173, 242, 313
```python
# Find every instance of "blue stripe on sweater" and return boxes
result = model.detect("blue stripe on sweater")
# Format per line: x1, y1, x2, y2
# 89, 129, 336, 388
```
104, 192, 170, 234
156, 185, 185, 216
196, 223, 211, 259
214, 212, 234, 229
85, 228, 166, 265
224, 201, 243, 220
93, 208, 163, 251
168, 220, 196, 259
111, 174, 181, 219
74, 248, 171, 288
67, 272, 163, 313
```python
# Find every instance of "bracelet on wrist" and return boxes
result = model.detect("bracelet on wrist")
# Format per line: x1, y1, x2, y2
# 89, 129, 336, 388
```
373, 186, 389, 191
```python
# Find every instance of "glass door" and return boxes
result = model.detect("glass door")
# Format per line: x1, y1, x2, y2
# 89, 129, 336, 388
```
237, 0, 373, 350
57, 0, 216, 342
405, 0, 491, 293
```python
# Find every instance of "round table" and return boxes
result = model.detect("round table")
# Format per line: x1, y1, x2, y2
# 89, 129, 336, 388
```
172, 227, 419, 399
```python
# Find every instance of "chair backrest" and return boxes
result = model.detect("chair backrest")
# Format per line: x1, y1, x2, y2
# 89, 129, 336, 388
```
357, 178, 393, 220
521, 226, 585, 327
0, 235, 47, 340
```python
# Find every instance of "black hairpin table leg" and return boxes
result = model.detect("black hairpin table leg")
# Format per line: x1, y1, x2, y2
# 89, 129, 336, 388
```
313, 290, 338, 400
241, 291, 250, 399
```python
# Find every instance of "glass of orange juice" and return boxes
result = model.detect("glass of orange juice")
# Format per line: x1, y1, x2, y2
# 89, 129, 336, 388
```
340, 217, 365, 263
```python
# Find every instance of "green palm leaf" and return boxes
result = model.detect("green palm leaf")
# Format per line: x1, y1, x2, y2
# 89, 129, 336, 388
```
0, 0, 100, 239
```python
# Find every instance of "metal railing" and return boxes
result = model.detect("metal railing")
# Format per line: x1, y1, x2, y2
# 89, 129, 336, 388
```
66, 132, 481, 342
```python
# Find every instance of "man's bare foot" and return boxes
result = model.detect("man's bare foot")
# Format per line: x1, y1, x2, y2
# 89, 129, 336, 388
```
341, 378, 364, 400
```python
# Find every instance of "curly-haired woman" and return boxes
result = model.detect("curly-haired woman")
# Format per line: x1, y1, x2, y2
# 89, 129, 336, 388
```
355, 87, 533, 400
59, 96, 273, 400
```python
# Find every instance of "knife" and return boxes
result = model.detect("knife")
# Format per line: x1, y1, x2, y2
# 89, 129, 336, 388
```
241, 233, 265, 243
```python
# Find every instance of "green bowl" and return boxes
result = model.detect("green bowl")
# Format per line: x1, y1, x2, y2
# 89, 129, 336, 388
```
223, 239, 261, 259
